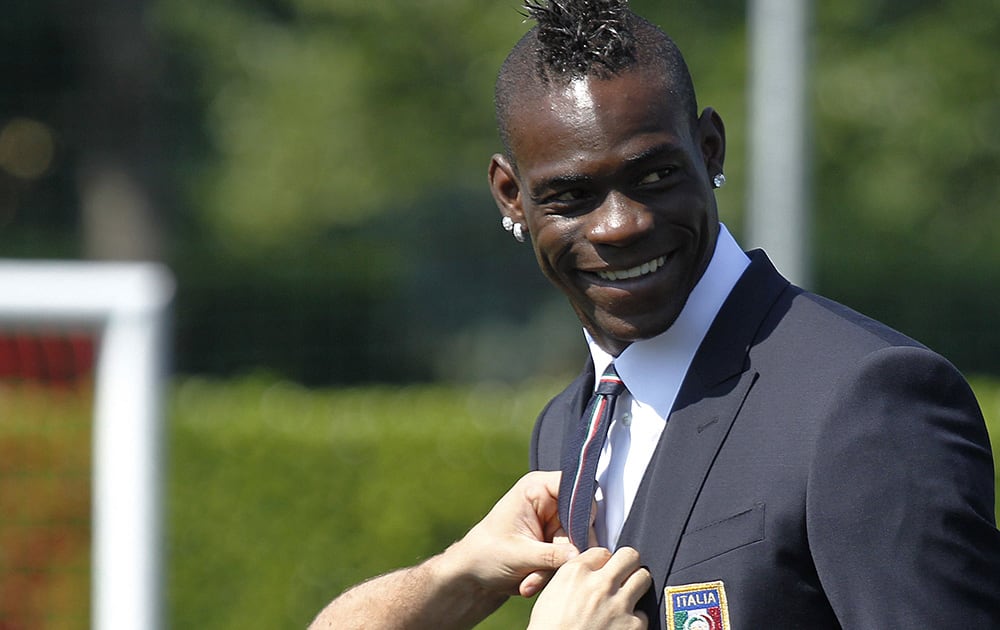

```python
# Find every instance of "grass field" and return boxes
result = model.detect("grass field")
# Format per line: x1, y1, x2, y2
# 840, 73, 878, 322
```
2, 375, 999, 629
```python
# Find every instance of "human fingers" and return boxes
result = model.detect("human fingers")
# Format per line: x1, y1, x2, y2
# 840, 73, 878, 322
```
575, 545, 614, 569
620, 564, 652, 609
601, 546, 644, 582
530, 469, 562, 499
522, 470, 561, 514
452, 472, 572, 595
517, 540, 579, 597
475, 471, 557, 538
518, 569, 552, 598
633, 609, 650, 630
604, 548, 651, 629
535, 546, 611, 581
520, 471, 564, 540
527, 547, 643, 630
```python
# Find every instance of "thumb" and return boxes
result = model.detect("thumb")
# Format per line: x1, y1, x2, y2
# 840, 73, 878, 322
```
516, 540, 578, 598
521, 538, 578, 570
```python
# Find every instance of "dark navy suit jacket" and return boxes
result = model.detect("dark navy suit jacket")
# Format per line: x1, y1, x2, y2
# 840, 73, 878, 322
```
530, 251, 1000, 628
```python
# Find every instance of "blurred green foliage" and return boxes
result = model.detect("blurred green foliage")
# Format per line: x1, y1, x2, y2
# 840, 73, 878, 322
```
167, 375, 564, 628
2, 371, 998, 628
147, 0, 1000, 382
166, 376, 1000, 628
1, 0, 998, 383
150, 1, 529, 250
812, 0, 1000, 370
3, 4, 999, 628
972, 378, 1000, 495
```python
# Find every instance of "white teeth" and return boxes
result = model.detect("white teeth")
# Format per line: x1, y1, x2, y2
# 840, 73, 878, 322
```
597, 255, 667, 281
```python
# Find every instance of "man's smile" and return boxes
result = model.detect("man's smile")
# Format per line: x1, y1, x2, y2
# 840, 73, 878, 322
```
594, 255, 668, 281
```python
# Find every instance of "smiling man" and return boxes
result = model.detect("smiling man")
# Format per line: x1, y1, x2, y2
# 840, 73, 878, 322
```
490, 9, 723, 357
489, 1, 1000, 629
491, 69, 722, 356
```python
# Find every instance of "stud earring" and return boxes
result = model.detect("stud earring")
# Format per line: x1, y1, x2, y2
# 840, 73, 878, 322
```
712, 173, 727, 189
512, 223, 526, 243
501, 216, 526, 242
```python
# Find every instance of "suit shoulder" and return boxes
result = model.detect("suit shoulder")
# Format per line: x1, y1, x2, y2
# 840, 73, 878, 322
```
747, 287, 974, 420
759, 288, 932, 366
796, 290, 926, 350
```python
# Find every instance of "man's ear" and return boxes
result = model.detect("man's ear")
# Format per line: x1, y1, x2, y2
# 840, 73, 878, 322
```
488, 153, 525, 225
697, 107, 726, 176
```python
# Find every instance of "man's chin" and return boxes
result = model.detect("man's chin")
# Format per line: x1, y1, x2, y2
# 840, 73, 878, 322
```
583, 311, 682, 354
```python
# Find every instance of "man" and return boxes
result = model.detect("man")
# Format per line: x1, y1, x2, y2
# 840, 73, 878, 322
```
488, 1, 1000, 628
308, 471, 651, 629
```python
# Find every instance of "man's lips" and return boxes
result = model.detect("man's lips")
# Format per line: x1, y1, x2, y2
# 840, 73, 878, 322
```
594, 255, 668, 281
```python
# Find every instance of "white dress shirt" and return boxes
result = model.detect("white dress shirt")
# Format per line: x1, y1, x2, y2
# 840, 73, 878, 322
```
585, 224, 750, 548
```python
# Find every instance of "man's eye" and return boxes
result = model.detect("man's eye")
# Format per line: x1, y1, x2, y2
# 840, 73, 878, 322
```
551, 189, 589, 203
637, 168, 674, 185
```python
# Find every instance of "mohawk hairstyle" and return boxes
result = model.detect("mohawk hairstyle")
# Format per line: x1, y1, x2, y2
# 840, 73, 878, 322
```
494, 0, 699, 159
521, 0, 636, 77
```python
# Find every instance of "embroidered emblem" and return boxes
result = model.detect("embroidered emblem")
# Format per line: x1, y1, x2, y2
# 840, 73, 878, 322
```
665, 581, 731, 630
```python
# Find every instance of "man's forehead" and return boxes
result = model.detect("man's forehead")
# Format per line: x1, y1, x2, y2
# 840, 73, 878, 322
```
509, 70, 687, 137
567, 78, 597, 112
519, 66, 677, 112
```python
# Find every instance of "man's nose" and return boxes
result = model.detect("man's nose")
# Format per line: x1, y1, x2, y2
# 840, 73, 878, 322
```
586, 192, 653, 246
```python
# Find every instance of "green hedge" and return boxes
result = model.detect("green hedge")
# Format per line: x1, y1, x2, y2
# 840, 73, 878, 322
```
167, 376, 1000, 629
971, 377, 1000, 519
167, 376, 562, 629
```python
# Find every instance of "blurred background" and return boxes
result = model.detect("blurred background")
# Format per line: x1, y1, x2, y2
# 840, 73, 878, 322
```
1, 0, 999, 628
4, 0, 1000, 383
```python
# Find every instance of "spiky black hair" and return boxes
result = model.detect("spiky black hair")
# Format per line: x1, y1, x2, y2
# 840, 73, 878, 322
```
520, 0, 636, 76
494, 1, 699, 159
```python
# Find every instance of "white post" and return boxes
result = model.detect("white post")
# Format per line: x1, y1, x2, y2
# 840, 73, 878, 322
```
747, 0, 812, 287
91, 266, 172, 630
0, 261, 174, 630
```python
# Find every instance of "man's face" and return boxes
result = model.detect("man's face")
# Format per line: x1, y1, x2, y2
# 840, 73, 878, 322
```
489, 67, 725, 356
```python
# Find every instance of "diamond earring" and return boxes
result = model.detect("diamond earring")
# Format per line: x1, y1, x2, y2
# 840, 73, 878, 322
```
512, 223, 526, 243
502, 216, 526, 242
712, 173, 726, 189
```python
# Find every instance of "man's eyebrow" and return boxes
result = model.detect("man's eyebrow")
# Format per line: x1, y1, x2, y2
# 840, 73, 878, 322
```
528, 172, 593, 200
621, 143, 682, 167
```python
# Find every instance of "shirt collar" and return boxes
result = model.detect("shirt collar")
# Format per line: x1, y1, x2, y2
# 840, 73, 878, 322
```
585, 223, 750, 418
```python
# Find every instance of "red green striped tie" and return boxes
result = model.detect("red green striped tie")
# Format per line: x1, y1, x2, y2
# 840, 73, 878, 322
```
558, 363, 626, 550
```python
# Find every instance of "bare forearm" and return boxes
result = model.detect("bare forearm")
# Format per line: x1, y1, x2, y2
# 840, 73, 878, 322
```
308, 548, 507, 630
308, 471, 574, 628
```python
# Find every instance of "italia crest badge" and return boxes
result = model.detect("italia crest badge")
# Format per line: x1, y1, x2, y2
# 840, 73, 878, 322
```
665, 581, 731, 630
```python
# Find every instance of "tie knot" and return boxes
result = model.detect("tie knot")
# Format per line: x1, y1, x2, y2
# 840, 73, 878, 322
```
596, 364, 626, 396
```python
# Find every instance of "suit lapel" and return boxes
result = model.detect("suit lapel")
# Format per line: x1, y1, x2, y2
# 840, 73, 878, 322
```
616, 251, 790, 623
618, 368, 758, 624
560, 363, 594, 459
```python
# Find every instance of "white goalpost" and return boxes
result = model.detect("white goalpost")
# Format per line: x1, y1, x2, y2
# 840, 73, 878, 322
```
0, 260, 174, 630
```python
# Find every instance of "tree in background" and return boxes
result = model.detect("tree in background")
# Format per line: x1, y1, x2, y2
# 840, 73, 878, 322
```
1, 0, 997, 383
0, 0, 168, 261
812, 0, 1000, 371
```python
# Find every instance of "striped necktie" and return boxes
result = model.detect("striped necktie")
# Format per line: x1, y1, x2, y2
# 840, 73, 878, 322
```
558, 363, 626, 550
